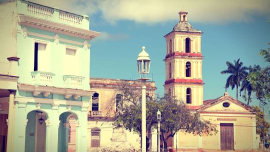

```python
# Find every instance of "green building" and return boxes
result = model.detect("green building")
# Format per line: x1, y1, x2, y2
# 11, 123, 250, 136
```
0, 0, 99, 151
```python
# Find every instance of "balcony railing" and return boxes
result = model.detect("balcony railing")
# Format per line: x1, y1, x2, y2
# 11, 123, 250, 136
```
89, 111, 102, 117
27, 2, 54, 18
59, 11, 83, 25
63, 75, 84, 89
31, 71, 55, 86
23, 1, 89, 29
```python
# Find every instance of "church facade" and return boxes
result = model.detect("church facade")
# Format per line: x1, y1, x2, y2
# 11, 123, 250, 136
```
164, 11, 259, 152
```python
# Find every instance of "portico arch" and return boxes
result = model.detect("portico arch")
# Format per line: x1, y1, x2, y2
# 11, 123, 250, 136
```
25, 110, 48, 152
58, 111, 78, 152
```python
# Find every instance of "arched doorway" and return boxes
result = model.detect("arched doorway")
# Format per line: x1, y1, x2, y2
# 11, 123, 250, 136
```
58, 112, 78, 152
25, 110, 48, 152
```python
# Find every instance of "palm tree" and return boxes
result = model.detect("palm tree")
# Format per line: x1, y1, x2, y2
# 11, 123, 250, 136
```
221, 59, 247, 101
240, 65, 261, 105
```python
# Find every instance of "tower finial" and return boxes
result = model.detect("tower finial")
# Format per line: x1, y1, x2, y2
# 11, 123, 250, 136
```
142, 46, 145, 51
178, 11, 188, 22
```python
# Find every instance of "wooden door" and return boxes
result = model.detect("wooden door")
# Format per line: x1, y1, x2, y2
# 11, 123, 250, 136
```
220, 123, 234, 150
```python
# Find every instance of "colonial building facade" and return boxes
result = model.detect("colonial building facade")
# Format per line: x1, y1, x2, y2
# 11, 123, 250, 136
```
87, 78, 157, 151
164, 11, 258, 152
0, 0, 99, 152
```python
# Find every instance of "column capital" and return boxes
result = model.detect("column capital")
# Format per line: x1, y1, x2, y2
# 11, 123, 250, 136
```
45, 119, 51, 126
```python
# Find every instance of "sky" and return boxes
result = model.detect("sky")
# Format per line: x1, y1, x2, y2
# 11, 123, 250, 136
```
30, 0, 270, 105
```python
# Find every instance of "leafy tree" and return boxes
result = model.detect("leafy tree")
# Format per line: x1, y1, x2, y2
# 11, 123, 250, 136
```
252, 106, 270, 141
112, 83, 217, 152
247, 50, 270, 103
157, 95, 217, 150
112, 82, 157, 151
221, 58, 247, 101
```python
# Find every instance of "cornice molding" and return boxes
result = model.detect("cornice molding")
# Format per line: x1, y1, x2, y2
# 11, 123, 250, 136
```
165, 79, 203, 85
18, 14, 100, 40
18, 83, 95, 99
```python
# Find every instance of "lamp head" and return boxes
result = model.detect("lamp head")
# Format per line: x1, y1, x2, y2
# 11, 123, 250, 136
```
137, 46, 151, 79
157, 109, 161, 121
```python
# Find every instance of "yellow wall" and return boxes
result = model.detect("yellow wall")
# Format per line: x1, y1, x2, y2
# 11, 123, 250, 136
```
173, 99, 258, 151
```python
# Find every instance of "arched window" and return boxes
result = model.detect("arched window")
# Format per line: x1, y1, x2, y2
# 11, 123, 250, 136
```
116, 94, 122, 112
186, 88, 192, 104
185, 38, 190, 53
168, 89, 171, 97
91, 128, 100, 147
92, 93, 99, 111
183, 15, 186, 21
169, 63, 172, 78
169, 39, 173, 54
186, 62, 191, 77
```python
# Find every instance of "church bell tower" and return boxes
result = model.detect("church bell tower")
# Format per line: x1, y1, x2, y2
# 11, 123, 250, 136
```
164, 11, 204, 108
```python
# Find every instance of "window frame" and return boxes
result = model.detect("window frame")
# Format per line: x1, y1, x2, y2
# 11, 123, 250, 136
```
186, 88, 192, 104
92, 93, 99, 111
186, 62, 191, 77
91, 128, 101, 147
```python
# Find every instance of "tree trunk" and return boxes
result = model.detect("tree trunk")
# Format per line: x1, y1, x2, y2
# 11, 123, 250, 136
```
236, 85, 238, 101
148, 127, 152, 152
164, 140, 168, 152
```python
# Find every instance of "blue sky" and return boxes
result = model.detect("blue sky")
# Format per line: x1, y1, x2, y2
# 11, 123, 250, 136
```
32, 0, 270, 105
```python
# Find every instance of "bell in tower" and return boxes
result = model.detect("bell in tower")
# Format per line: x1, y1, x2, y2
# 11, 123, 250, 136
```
164, 11, 204, 109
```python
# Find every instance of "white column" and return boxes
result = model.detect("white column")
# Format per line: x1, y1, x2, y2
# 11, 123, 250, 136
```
193, 87, 196, 106
192, 87, 195, 105
172, 38, 174, 53
199, 87, 202, 106
198, 36, 201, 53
7, 90, 15, 152
201, 87, 203, 105
192, 61, 195, 78
192, 39, 195, 53
198, 61, 202, 79
182, 87, 185, 103
176, 60, 179, 78
174, 37, 177, 52
182, 61, 185, 78
181, 37, 183, 52
76, 120, 81, 152
196, 62, 199, 79
177, 86, 180, 100
14, 108, 27, 152
141, 80, 147, 152
45, 119, 51, 152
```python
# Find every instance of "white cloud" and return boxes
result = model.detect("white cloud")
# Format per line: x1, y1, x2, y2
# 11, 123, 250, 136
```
30, 0, 270, 24
92, 32, 129, 41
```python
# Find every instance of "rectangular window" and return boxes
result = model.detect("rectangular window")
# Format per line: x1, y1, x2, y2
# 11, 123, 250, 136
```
34, 42, 48, 71
65, 47, 79, 75
92, 103, 99, 111
91, 130, 100, 147
66, 48, 76, 56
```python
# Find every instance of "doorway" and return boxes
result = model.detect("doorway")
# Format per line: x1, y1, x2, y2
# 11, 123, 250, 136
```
220, 123, 234, 150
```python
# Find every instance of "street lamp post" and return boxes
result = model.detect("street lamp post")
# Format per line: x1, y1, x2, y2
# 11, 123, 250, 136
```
137, 46, 151, 152
157, 109, 161, 152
